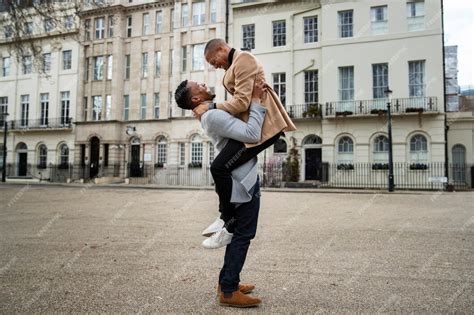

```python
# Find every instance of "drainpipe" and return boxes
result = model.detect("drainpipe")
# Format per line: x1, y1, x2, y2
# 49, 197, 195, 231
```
440, 0, 449, 179
291, 6, 320, 104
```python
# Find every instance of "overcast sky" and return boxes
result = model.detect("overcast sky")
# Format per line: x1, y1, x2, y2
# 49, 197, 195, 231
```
443, 0, 474, 87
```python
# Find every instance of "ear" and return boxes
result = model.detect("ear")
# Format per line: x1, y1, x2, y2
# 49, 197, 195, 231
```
191, 95, 201, 104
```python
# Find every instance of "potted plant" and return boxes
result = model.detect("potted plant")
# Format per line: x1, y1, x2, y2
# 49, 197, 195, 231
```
302, 104, 321, 118
188, 162, 202, 168
406, 107, 424, 113
335, 111, 353, 117
283, 137, 300, 182
337, 163, 354, 170
154, 162, 164, 168
409, 163, 429, 170
371, 163, 389, 170
370, 109, 388, 115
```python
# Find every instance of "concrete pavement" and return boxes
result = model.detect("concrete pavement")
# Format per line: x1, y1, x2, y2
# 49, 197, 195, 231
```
0, 184, 473, 313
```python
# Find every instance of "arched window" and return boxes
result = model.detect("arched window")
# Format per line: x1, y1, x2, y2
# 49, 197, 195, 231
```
273, 138, 287, 153
410, 134, 428, 163
303, 134, 322, 145
156, 136, 167, 164
38, 144, 47, 168
59, 143, 69, 166
190, 134, 202, 165
337, 136, 354, 163
373, 135, 389, 163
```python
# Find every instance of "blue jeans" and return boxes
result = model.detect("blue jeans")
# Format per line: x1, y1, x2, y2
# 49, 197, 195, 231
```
219, 178, 261, 294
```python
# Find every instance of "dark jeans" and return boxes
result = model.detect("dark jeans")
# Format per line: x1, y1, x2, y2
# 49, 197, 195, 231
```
219, 178, 260, 294
210, 132, 281, 228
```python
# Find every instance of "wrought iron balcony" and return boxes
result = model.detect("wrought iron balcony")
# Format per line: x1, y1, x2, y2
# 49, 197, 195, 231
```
324, 97, 438, 118
3, 118, 73, 131
286, 104, 323, 120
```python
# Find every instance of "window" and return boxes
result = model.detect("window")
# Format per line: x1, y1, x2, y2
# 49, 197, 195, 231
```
140, 94, 147, 119
338, 10, 353, 38
60, 91, 70, 125
452, 145, 466, 181
339, 66, 354, 101
92, 95, 102, 121
182, 3, 189, 27
105, 95, 111, 120
273, 73, 286, 105
62, 50, 72, 70
38, 145, 48, 169
192, 44, 205, 71
22, 56, 32, 74
107, 55, 113, 80
64, 15, 74, 30
155, 11, 162, 33
409, 60, 425, 97
242, 24, 255, 50
84, 19, 91, 40
210, 0, 217, 23
126, 16, 132, 37
192, 1, 206, 26
407, 1, 424, 31
272, 20, 286, 47
2, 57, 10, 76
40, 93, 49, 126
0, 97, 7, 125
372, 63, 388, 99
43, 53, 51, 72
93, 56, 104, 80
304, 70, 318, 104
371, 6, 388, 34
20, 95, 29, 127
304, 16, 318, 43
125, 54, 130, 79
4, 24, 13, 38
83, 97, 88, 121
155, 51, 161, 76
274, 139, 287, 153
190, 134, 203, 164
44, 18, 55, 32
179, 142, 185, 166
208, 143, 214, 164
59, 144, 69, 166
181, 46, 187, 72
373, 135, 389, 163
123, 95, 129, 121
410, 134, 428, 163
108, 15, 114, 37
25, 22, 33, 35
154, 93, 160, 118
141, 52, 148, 78
156, 137, 167, 164
337, 136, 354, 163
95, 17, 105, 39
142, 13, 150, 35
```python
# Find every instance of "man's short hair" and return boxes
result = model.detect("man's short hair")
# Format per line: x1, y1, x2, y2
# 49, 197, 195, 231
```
175, 80, 192, 110
204, 38, 227, 55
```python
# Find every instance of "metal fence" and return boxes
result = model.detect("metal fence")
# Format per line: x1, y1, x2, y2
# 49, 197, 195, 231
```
2, 162, 472, 191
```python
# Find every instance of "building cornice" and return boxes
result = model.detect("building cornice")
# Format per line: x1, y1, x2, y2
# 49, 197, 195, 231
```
79, 1, 173, 17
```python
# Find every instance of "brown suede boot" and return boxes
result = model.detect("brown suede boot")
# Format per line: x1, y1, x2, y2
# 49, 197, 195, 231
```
217, 283, 255, 295
218, 289, 261, 308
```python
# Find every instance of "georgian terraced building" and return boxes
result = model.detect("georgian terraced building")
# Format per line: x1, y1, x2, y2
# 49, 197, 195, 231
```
0, 1, 79, 181
75, 0, 225, 182
231, 0, 450, 186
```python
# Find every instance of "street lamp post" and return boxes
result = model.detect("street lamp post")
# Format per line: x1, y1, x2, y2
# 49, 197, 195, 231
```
1, 112, 9, 183
385, 88, 395, 192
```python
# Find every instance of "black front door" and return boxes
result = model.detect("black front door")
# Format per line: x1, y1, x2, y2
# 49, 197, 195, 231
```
305, 148, 322, 181
18, 153, 27, 176
130, 145, 142, 177
89, 137, 100, 178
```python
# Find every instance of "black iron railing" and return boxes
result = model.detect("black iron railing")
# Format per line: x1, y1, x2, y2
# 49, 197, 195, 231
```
325, 97, 438, 117
5, 117, 73, 130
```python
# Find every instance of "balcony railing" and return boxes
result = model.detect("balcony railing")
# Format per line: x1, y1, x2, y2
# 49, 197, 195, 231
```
325, 97, 438, 118
286, 104, 323, 120
4, 118, 74, 131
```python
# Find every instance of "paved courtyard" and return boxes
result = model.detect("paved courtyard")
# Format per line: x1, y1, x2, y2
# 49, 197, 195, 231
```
0, 184, 473, 313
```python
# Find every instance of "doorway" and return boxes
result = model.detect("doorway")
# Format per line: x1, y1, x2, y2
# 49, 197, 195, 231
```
305, 148, 322, 181
130, 138, 142, 177
89, 137, 100, 178
16, 142, 28, 176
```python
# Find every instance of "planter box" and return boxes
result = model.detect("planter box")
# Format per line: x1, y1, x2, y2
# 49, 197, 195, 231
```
406, 107, 424, 113
370, 109, 388, 115
335, 111, 354, 117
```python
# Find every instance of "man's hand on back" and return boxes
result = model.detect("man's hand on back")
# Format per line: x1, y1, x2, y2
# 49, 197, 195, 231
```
193, 103, 209, 120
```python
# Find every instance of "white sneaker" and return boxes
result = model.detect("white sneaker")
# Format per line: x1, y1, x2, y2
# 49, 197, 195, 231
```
202, 217, 225, 237
202, 228, 233, 249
